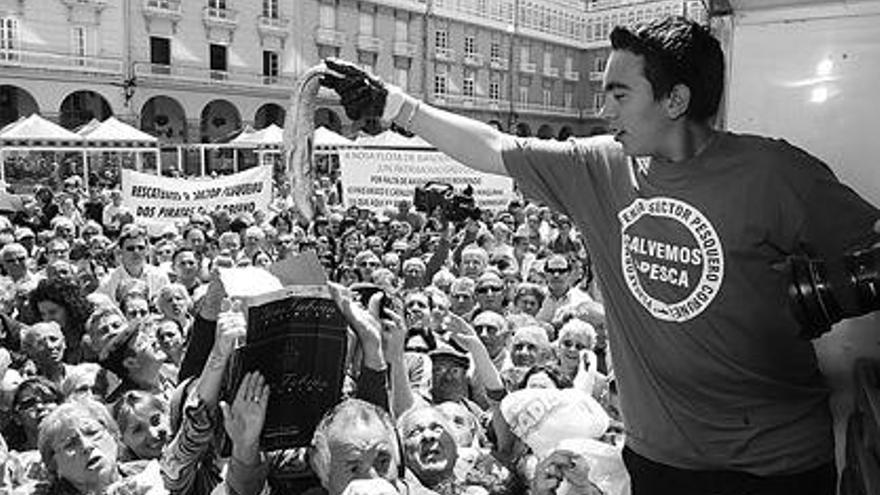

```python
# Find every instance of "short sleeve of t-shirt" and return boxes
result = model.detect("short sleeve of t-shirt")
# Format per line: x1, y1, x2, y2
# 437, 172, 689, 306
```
500, 136, 629, 236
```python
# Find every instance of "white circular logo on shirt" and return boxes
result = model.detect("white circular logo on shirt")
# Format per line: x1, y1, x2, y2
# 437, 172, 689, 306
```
618, 197, 724, 322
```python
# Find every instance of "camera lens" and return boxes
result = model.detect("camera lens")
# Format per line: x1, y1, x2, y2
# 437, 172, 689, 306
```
845, 248, 880, 315
788, 256, 841, 339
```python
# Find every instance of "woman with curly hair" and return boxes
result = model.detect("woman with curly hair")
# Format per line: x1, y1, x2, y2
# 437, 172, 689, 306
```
29, 277, 93, 364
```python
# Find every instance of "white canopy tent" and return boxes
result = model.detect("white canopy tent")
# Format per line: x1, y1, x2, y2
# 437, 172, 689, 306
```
353, 130, 434, 149
0, 114, 86, 187
187, 125, 356, 176
78, 116, 160, 177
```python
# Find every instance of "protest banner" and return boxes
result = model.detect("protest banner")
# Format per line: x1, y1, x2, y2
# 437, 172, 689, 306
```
121, 166, 272, 235
338, 148, 515, 212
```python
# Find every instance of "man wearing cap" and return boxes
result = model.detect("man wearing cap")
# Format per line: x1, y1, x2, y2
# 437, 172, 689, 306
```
448, 278, 477, 320
13, 227, 36, 257
473, 272, 506, 316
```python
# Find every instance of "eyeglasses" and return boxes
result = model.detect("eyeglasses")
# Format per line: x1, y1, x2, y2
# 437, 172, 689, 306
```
3, 256, 26, 263
406, 300, 428, 309
124, 245, 147, 252
545, 268, 570, 275
474, 324, 500, 335
475, 285, 503, 295
451, 293, 472, 300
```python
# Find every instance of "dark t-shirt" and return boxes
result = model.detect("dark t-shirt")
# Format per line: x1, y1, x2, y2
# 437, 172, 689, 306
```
503, 132, 880, 475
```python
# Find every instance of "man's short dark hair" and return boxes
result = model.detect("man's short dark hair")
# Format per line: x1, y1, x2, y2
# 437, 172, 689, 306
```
171, 244, 197, 265
610, 16, 724, 121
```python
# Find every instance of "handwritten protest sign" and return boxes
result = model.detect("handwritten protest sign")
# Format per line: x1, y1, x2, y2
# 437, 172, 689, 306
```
121, 167, 272, 235
338, 148, 515, 212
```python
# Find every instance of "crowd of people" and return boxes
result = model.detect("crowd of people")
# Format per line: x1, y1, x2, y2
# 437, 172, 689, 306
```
0, 156, 619, 495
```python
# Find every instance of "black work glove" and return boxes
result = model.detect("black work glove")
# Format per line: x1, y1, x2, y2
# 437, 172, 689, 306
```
322, 58, 388, 122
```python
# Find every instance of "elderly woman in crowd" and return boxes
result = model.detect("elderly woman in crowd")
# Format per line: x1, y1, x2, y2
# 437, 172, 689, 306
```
37, 397, 166, 495
155, 283, 192, 333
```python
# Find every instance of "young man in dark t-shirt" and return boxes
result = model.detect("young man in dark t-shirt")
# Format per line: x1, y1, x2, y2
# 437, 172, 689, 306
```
321, 15, 880, 495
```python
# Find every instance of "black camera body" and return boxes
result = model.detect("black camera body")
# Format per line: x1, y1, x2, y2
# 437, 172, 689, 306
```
413, 182, 481, 223
788, 246, 880, 339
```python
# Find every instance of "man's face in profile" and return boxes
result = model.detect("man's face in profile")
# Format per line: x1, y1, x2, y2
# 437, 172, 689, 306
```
601, 49, 673, 158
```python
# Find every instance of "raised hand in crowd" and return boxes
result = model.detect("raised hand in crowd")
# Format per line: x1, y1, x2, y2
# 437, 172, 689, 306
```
328, 282, 386, 371
531, 449, 600, 495
220, 371, 270, 467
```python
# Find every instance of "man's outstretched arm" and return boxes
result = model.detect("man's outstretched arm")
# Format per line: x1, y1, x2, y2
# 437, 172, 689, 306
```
322, 58, 512, 177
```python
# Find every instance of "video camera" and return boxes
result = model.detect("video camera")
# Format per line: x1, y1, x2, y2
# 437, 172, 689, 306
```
413, 182, 481, 223
788, 246, 880, 339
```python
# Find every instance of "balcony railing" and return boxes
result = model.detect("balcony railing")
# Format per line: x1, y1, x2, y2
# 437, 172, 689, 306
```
315, 27, 345, 47
60, 0, 108, 8
542, 66, 559, 78
435, 47, 455, 62
393, 40, 417, 58
516, 101, 581, 117
489, 57, 508, 71
357, 34, 382, 52
589, 71, 603, 81
0, 49, 122, 75
257, 15, 290, 38
133, 61, 296, 88
203, 6, 238, 28
143, 0, 182, 20
463, 53, 484, 67
519, 62, 536, 74
564, 70, 580, 82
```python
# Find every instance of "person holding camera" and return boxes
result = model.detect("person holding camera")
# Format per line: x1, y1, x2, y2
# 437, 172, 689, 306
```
321, 15, 880, 495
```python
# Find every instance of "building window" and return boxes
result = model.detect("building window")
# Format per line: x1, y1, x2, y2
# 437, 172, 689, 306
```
564, 90, 572, 108
319, 3, 336, 29
542, 89, 551, 107
490, 41, 501, 62
358, 51, 376, 74
0, 17, 19, 62
210, 43, 228, 79
519, 45, 529, 63
318, 45, 339, 59
565, 55, 573, 73
395, 18, 408, 41
208, 0, 226, 9
72, 26, 87, 65
434, 64, 448, 96
543, 51, 551, 70
263, 0, 279, 18
593, 56, 605, 73
359, 10, 374, 36
489, 80, 500, 100
435, 29, 448, 49
263, 50, 279, 83
464, 35, 475, 55
395, 67, 409, 91
150, 36, 171, 73
518, 86, 528, 104
593, 92, 605, 114
463, 72, 475, 97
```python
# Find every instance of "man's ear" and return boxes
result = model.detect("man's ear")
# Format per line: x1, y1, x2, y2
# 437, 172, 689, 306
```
665, 83, 691, 119
122, 355, 139, 372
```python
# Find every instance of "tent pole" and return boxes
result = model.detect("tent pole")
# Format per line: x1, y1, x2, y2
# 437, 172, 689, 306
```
82, 149, 89, 193
234, 149, 239, 173
201, 146, 206, 177
177, 146, 183, 175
